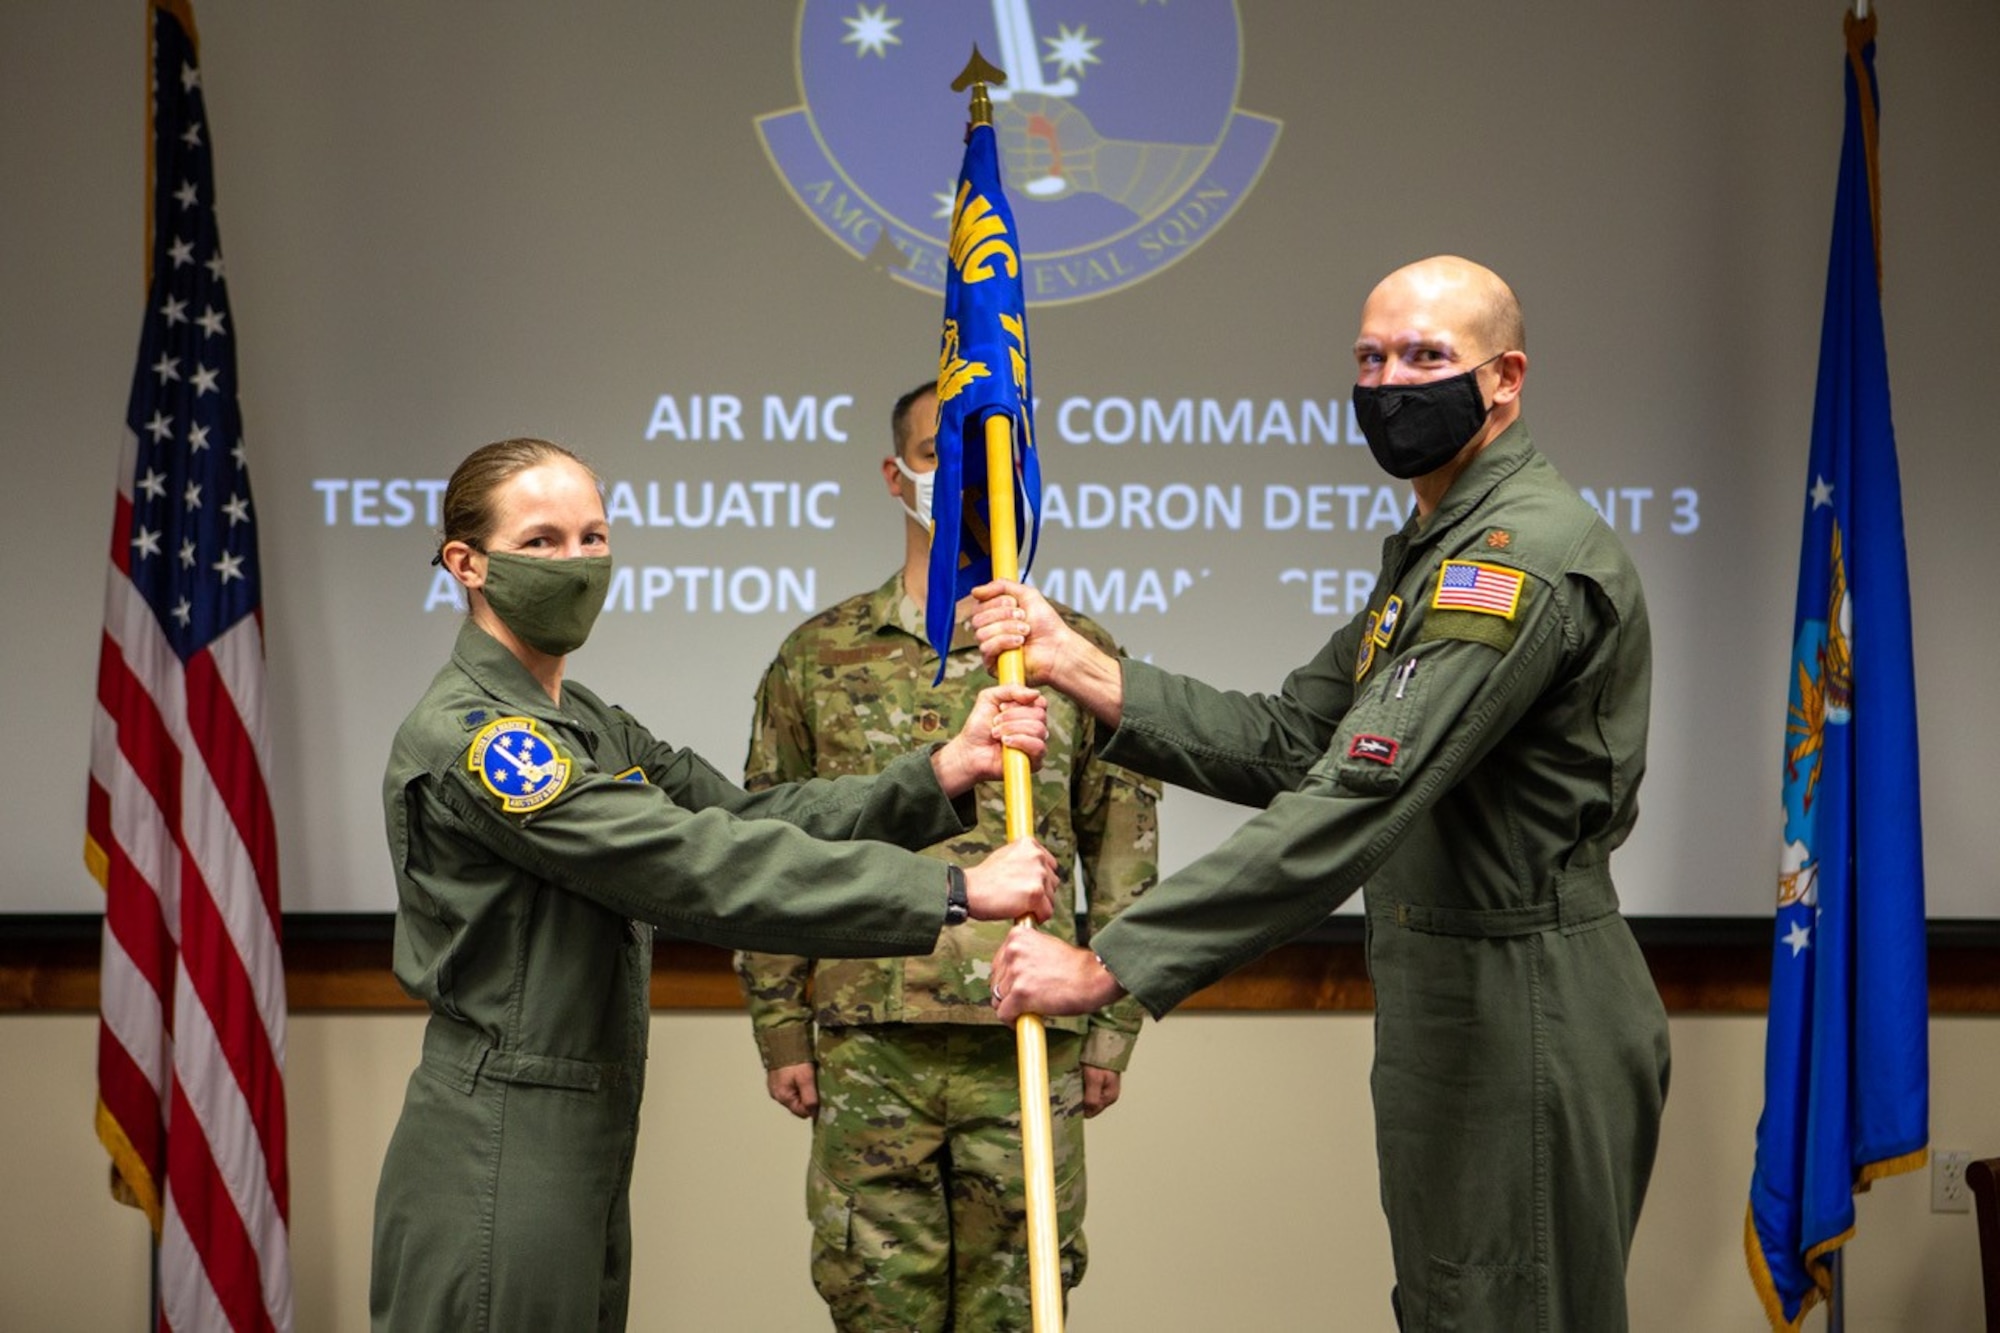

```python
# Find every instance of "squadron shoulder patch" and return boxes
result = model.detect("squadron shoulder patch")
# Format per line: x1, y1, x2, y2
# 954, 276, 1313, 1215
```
1373, 595, 1404, 648
1431, 560, 1526, 618
1354, 608, 1381, 683
468, 717, 572, 814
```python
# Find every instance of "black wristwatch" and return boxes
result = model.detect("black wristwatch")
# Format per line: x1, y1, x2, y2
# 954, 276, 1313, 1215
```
944, 864, 970, 927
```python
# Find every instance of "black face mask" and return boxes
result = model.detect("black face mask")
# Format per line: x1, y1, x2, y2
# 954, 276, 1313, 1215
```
1351, 354, 1502, 480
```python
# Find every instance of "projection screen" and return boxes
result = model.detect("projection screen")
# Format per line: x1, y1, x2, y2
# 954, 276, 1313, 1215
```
3, 0, 1993, 919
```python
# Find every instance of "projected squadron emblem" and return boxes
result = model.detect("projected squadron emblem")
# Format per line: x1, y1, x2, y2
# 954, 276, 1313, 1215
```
759, 0, 1281, 305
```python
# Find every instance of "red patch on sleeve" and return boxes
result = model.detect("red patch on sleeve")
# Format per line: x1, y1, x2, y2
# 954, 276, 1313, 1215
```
1347, 734, 1399, 766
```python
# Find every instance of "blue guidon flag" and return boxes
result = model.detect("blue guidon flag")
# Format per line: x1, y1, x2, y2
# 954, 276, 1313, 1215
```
924, 117, 1040, 680
1746, 12, 1928, 1329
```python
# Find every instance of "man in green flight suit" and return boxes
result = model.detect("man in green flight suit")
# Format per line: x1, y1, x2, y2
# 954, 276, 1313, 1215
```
734, 381, 1161, 1331
975, 256, 1673, 1333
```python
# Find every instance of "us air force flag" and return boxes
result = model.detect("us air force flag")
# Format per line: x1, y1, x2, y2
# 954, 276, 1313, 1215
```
927, 119, 1041, 680
1746, 14, 1928, 1330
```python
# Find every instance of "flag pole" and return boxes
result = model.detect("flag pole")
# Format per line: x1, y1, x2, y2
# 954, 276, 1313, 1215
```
954, 48, 1064, 1333
986, 411, 1064, 1333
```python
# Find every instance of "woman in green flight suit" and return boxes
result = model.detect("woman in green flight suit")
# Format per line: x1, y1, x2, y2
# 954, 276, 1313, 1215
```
369, 438, 1059, 1331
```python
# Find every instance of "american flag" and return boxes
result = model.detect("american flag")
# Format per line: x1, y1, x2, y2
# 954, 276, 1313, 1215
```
85, 4, 292, 1329
1431, 560, 1525, 617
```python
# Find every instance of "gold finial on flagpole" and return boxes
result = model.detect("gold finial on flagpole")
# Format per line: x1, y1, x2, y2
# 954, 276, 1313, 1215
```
951, 45, 1008, 127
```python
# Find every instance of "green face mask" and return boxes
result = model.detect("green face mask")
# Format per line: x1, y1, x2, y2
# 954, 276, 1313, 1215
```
477, 551, 612, 656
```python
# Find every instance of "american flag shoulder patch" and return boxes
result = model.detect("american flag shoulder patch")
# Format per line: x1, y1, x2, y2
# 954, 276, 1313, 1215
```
1431, 559, 1526, 618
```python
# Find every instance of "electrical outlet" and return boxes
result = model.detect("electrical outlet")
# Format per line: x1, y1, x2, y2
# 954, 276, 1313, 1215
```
1933, 1149, 1971, 1213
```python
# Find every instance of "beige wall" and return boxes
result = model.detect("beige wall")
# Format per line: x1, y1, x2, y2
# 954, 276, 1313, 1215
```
1, 1010, 1990, 1331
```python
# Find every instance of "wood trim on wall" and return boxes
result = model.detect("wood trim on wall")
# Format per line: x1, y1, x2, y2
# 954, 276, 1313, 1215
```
5, 934, 1996, 1014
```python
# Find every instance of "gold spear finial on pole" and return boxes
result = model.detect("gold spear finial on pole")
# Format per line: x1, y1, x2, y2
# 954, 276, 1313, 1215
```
951, 44, 1008, 128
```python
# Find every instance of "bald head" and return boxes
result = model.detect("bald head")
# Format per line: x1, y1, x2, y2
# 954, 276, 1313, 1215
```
1351, 257, 1530, 499
1353, 255, 1528, 401
1365, 256, 1524, 361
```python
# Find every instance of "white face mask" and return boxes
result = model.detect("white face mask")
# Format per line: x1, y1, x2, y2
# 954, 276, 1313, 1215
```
894, 457, 935, 531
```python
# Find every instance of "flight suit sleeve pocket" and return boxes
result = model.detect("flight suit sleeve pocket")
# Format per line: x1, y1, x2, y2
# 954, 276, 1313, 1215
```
390, 779, 456, 927
1317, 660, 1429, 795
388, 778, 425, 886
387, 779, 411, 868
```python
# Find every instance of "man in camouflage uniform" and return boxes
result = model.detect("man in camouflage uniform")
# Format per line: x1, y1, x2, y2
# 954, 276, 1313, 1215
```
735, 381, 1160, 1331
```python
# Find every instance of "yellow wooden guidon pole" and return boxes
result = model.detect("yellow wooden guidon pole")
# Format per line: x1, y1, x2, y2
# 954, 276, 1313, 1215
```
987, 413, 1064, 1333
952, 46, 1064, 1333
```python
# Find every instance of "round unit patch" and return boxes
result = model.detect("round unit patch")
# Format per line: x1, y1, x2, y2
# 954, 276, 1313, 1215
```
468, 717, 572, 814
